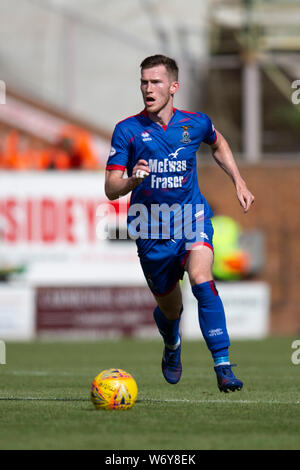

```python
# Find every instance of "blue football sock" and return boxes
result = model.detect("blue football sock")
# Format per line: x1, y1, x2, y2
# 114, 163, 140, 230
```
153, 305, 182, 349
191, 281, 230, 362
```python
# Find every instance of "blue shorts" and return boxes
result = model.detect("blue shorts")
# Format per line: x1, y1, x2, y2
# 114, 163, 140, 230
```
136, 218, 214, 297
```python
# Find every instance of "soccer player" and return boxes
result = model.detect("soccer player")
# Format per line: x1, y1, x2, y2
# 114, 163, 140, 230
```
105, 55, 254, 392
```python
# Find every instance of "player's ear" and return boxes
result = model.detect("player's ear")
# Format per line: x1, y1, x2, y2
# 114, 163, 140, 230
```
170, 81, 179, 95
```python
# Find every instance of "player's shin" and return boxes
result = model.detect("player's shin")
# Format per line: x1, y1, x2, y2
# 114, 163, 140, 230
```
153, 305, 182, 349
191, 281, 230, 364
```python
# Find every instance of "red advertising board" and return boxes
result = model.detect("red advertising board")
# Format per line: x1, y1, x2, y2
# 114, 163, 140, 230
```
36, 285, 157, 337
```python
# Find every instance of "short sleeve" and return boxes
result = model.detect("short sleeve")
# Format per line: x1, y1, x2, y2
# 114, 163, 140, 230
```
202, 115, 218, 145
106, 124, 130, 171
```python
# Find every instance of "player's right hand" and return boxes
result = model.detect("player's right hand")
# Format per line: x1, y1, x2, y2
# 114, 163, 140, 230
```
132, 159, 150, 185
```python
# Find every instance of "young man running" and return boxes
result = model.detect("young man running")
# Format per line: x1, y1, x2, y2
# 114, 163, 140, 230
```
105, 55, 254, 392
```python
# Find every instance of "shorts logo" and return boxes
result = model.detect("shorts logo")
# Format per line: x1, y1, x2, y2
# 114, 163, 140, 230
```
180, 126, 192, 143
195, 209, 204, 219
200, 232, 209, 240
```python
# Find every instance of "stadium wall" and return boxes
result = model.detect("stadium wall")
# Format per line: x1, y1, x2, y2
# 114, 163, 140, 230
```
197, 161, 300, 335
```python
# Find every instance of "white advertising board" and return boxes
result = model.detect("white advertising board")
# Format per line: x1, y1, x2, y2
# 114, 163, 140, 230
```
0, 284, 35, 340
182, 281, 270, 339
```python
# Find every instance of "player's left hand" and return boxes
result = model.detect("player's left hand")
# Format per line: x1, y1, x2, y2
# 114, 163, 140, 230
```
236, 182, 255, 213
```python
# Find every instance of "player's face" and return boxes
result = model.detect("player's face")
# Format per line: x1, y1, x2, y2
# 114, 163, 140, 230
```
140, 65, 179, 114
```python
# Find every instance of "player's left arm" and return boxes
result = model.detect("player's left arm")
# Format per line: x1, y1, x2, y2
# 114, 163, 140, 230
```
209, 130, 255, 213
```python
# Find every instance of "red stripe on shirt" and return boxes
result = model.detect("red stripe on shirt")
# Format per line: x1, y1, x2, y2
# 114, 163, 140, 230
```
106, 164, 126, 171
179, 109, 201, 116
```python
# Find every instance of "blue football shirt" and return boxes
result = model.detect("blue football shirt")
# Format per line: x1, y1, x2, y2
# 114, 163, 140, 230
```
106, 108, 217, 239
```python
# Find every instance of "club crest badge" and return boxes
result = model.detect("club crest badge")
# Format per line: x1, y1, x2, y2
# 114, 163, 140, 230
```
180, 125, 192, 143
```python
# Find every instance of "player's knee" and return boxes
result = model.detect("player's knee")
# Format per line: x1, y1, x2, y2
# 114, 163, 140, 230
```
189, 270, 212, 286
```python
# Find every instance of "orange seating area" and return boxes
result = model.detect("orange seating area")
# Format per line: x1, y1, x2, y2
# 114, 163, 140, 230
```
0, 125, 100, 170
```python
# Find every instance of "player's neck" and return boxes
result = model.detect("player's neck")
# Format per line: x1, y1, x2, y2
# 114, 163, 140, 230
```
147, 102, 175, 128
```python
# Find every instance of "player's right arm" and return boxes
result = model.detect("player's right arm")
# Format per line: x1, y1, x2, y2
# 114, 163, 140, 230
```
105, 122, 150, 200
105, 160, 150, 201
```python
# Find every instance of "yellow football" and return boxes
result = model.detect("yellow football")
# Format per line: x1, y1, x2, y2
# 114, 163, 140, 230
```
90, 368, 138, 410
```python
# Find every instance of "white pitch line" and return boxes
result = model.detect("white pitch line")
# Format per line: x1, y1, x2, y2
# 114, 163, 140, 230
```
7, 370, 91, 377
142, 398, 300, 405
0, 397, 87, 401
0, 397, 299, 405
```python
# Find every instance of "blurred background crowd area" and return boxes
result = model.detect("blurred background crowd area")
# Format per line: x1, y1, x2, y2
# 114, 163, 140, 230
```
0, 123, 100, 170
1, 0, 300, 169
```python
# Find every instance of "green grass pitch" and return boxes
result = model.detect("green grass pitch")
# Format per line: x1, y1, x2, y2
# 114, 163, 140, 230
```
0, 337, 299, 450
